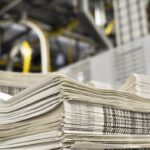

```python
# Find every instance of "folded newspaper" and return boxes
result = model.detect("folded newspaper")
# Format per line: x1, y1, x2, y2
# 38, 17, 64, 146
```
87, 80, 112, 89
120, 73, 150, 98
0, 71, 50, 95
0, 92, 12, 101
1, 73, 150, 149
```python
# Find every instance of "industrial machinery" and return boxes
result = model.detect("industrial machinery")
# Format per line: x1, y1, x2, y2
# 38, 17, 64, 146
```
0, 0, 115, 73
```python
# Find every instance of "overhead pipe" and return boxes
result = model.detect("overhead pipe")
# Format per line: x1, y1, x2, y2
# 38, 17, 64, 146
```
22, 20, 51, 73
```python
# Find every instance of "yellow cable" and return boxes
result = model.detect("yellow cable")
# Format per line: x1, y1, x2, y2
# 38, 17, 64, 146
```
65, 19, 79, 31
21, 41, 32, 73
47, 19, 79, 37
105, 20, 114, 35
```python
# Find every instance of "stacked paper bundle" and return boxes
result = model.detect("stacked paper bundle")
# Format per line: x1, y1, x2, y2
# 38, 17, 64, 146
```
0, 71, 50, 95
87, 80, 112, 89
120, 73, 150, 98
0, 92, 12, 101
71, 142, 150, 150
1, 74, 150, 149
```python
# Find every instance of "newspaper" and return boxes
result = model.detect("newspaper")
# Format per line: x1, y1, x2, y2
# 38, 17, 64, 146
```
0, 71, 50, 95
120, 73, 150, 98
87, 80, 112, 89
0, 73, 150, 149
0, 92, 12, 101
71, 142, 150, 150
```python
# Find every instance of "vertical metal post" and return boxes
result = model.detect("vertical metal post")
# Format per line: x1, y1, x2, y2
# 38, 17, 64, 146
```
79, 0, 89, 11
94, 0, 106, 27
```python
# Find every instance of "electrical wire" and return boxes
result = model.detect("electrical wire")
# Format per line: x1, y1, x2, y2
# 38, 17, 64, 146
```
20, 41, 32, 73
105, 20, 114, 35
47, 19, 79, 36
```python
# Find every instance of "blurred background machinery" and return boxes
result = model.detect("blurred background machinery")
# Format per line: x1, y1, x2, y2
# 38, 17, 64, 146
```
0, 0, 149, 85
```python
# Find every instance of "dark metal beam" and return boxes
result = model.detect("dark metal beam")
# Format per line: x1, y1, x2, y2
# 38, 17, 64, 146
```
77, 0, 112, 49
0, 0, 23, 17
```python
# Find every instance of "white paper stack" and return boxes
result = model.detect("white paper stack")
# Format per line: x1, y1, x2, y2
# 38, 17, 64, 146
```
0, 71, 50, 95
120, 73, 150, 98
71, 142, 150, 150
87, 80, 112, 89
1, 74, 150, 149
0, 92, 12, 102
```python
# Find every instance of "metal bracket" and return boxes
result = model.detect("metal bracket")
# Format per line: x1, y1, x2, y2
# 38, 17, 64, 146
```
77, 0, 113, 49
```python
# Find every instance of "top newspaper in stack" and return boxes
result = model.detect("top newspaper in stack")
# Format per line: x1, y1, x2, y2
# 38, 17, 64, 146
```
0, 71, 51, 95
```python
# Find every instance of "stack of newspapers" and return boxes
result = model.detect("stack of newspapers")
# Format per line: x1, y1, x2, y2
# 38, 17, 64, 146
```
120, 73, 150, 98
1, 72, 150, 149
0, 71, 49, 95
